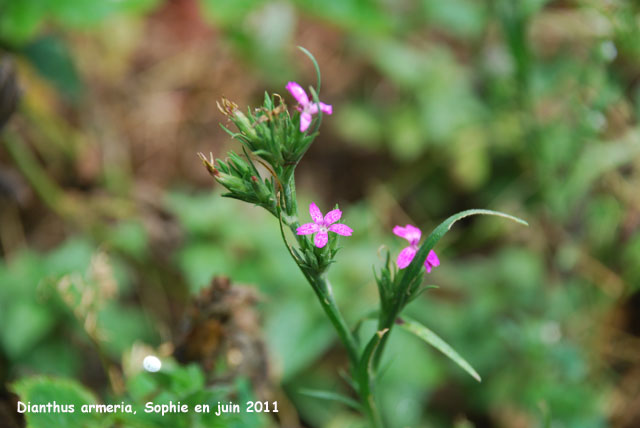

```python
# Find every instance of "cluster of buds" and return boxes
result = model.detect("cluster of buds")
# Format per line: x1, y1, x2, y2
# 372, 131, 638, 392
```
198, 150, 278, 215
217, 90, 323, 181
201, 81, 444, 279
201, 85, 332, 223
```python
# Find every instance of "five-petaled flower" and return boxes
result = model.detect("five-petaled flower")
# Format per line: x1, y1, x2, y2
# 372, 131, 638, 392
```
297, 202, 352, 248
393, 224, 440, 271
286, 82, 332, 132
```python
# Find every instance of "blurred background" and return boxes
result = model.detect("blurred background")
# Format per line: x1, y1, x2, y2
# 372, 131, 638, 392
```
1, 0, 639, 427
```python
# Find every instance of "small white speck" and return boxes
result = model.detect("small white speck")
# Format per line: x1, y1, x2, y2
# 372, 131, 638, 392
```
600, 41, 617, 62
587, 110, 607, 131
540, 321, 561, 344
143, 355, 162, 372
227, 348, 243, 366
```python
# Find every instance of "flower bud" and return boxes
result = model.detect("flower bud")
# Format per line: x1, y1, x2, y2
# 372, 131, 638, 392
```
232, 110, 258, 140
198, 152, 219, 178
215, 172, 246, 193
217, 97, 257, 140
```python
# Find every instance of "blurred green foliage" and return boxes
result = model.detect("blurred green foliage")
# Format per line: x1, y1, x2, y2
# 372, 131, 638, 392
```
2, 0, 640, 427
0, 0, 158, 45
14, 366, 267, 428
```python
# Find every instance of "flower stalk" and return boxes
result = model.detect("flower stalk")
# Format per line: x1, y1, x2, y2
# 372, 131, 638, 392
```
200, 48, 528, 427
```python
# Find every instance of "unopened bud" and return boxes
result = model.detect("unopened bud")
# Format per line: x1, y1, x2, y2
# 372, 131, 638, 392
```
217, 97, 238, 117
217, 97, 257, 139
232, 110, 258, 140
198, 152, 219, 177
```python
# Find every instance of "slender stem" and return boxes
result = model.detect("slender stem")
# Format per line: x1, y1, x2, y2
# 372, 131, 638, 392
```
277, 208, 359, 367
2, 129, 63, 210
357, 330, 388, 428
360, 376, 384, 428
277, 179, 359, 367
309, 275, 359, 367
373, 321, 392, 370
374, 297, 406, 369
273, 141, 381, 426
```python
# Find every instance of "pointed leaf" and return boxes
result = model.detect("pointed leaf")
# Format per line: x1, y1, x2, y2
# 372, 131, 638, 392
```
298, 388, 361, 410
400, 318, 481, 382
297, 46, 321, 94
395, 209, 527, 302
358, 328, 389, 385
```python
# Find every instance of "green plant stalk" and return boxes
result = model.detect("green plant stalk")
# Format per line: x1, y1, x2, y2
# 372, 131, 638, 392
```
2, 129, 63, 209
357, 330, 388, 428
308, 274, 359, 367
277, 180, 359, 366
275, 178, 384, 426
360, 378, 384, 428
373, 282, 414, 370
308, 271, 382, 428
374, 209, 528, 369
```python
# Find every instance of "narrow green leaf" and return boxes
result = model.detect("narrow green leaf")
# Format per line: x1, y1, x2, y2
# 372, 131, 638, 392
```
298, 46, 326, 135
406, 284, 439, 304
298, 388, 361, 410
297, 46, 321, 94
396, 209, 527, 302
358, 328, 389, 384
400, 318, 481, 382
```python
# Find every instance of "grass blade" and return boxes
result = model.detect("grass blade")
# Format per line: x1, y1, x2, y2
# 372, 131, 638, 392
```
400, 318, 481, 382
298, 388, 361, 410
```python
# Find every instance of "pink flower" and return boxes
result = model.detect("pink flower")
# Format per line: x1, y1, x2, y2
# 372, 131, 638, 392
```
286, 82, 333, 132
393, 224, 440, 271
297, 202, 352, 248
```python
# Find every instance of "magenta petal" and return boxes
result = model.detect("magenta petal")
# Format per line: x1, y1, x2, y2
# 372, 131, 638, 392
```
300, 112, 312, 132
393, 224, 421, 243
393, 225, 408, 240
329, 223, 352, 236
324, 208, 342, 225
397, 246, 417, 269
309, 202, 323, 224
403, 224, 421, 244
308, 102, 333, 115
424, 250, 440, 273
286, 81, 309, 105
319, 102, 332, 115
314, 231, 329, 248
297, 223, 319, 235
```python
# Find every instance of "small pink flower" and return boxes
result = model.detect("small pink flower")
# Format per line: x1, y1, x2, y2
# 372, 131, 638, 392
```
297, 202, 352, 248
393, 224, 440, 271
286, 81, 333, 132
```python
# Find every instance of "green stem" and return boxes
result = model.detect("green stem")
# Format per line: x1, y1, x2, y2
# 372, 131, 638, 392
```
275, 155, 380, 426
374, 318, 393, 370
276, 207, 359, 367
374, 293, 409, 368
357, 332, 387, 428
360, 379, 384, 428
276, 180, 359, 367
1, 129, 63, 210
309, 275, 359, 367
